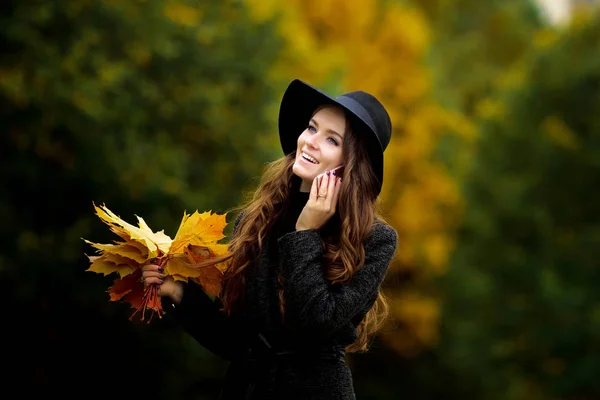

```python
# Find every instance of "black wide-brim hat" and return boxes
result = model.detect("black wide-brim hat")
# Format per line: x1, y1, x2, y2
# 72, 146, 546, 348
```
278, 79, 392, 195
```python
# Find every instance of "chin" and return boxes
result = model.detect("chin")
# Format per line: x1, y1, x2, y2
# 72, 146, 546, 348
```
292, 161, 316, 182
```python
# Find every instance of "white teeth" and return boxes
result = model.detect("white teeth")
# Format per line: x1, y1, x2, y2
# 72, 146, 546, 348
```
302, 152, 319, 164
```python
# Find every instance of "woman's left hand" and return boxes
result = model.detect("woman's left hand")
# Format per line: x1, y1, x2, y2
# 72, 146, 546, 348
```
296, 170, 342, 231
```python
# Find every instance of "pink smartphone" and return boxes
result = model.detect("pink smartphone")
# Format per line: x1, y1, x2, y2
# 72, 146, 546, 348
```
332, 165, 344, 177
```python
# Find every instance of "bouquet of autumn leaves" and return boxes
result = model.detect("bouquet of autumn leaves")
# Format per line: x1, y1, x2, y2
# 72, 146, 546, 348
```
83, 203, 231, 323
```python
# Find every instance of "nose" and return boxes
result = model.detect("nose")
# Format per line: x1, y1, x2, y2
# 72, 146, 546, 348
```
305, 133, 318, 149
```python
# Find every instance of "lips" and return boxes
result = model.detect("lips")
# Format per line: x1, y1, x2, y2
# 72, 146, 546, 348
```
301, 151, 319, 164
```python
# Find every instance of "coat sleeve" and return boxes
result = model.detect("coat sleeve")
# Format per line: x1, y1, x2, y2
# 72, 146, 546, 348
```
277, 222, 398, 336
161, 212, 246, 361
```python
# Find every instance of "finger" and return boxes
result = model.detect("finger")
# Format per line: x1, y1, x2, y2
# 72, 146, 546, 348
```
144, 276, 164, 287
142, 263, 163, 273
310, 173, 319, 202
328, 170, 336, 192
319, 171, 330, 199
142, 269, 164, 279
142, 264, 164, 281
323, 171, 336, 207
312, 172, 326, 201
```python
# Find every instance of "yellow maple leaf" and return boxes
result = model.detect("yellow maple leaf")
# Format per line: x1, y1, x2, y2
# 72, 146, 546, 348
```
92, 203, 173, 259
169, 210, 227, 255
83, 240, 149, 264
86, 254, 137, 278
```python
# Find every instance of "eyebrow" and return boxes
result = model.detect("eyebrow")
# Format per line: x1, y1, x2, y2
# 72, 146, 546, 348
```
310, 118, 344, 141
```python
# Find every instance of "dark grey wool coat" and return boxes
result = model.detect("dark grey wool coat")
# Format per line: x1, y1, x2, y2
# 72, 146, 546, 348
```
162, 191, 398, 400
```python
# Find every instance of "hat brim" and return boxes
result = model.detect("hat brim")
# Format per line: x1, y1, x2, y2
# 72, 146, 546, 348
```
278, 79, 384, 193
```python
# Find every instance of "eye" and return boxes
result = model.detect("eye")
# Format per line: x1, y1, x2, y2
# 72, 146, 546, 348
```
308, 124, 317, 133
327, 137, 339, 146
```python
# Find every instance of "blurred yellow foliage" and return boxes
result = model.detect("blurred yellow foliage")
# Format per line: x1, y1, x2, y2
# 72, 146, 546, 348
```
533, 28, 559, 49
497, 61, 528, 91
245, 0, 467, 355
476, 97, 506, 120
163, 2, 202, 27
541, 116, 580, 150
388, 291, 440, 356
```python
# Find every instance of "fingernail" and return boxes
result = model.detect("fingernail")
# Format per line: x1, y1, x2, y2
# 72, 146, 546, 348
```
158, 267, 164, 272
326, 170, 330, 176
160, 273, 165, 278
332, 170, 337, 176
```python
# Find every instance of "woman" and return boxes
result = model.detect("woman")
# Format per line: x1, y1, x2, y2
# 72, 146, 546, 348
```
142, 79, 398, 399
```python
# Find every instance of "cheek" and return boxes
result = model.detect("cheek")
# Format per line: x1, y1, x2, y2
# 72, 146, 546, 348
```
296, 131, 308, 147
328, 147, 344, 165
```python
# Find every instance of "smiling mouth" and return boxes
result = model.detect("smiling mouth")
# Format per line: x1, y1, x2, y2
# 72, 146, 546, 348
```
301, 152, 319, 164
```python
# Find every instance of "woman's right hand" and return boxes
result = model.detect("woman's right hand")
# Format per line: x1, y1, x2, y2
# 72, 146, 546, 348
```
296, 169, 342, 231
142, 262, 184, 305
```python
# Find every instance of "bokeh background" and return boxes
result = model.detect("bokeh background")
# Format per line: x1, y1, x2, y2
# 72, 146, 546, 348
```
3, 0, 600, 398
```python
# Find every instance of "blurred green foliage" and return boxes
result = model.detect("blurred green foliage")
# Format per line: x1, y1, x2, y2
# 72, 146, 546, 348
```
1, 0, 281, 397
438, 14, 600, 400
415, 0, 543, 115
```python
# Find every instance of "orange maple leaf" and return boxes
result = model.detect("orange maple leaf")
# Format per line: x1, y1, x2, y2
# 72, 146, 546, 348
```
166, 244, 228, 297
108, 270, 163, 323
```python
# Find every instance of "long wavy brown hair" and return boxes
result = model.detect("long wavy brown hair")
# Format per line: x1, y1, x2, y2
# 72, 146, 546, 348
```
220, 105, 390, 353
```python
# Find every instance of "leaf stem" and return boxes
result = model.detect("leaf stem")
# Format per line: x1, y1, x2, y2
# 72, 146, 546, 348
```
128, 253, 168, 323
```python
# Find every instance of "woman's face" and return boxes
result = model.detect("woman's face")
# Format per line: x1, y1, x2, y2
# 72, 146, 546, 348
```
292, 106, 346, 191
